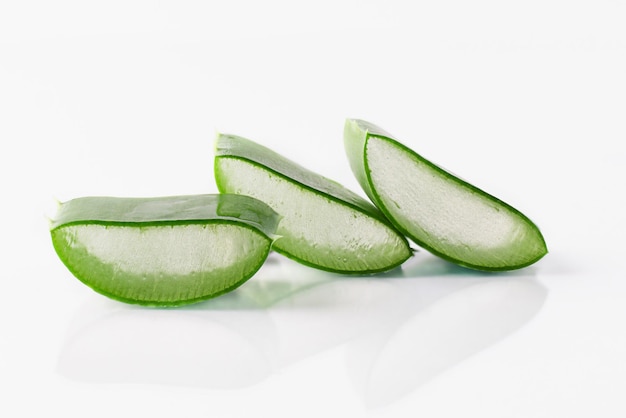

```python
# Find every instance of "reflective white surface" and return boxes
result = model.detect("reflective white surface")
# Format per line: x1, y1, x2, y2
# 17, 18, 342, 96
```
1, 1, 625, 417
57, 255, 546, 396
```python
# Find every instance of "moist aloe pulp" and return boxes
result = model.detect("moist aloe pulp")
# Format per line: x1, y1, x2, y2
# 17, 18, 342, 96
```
50, 194, 279, 306
344, 119, 547, 271
214, 133, 412, 274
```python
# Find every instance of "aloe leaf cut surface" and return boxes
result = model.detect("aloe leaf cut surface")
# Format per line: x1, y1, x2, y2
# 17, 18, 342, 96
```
344, 119, 547, 271
50, 194, 279, 306
214, 133, 412, 274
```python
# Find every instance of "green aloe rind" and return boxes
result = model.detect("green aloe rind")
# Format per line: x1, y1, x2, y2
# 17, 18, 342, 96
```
344, 119, 547, 271
51, 194, 279, 306
214, 133, 412, 274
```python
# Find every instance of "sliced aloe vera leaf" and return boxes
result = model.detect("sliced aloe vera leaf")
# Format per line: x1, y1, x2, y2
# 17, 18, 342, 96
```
214, 133, 412, 274
344, 119, 547, 271
50, 194, 279, 306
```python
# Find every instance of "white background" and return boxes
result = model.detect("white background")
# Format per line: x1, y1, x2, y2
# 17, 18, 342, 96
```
1, 1, 625, 417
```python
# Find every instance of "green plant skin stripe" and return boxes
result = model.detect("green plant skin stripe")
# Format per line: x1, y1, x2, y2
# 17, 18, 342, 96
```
50, 194, 280, 238
214, 133, 412, 274
344, 119, 548, 271
50, 194, 279, 306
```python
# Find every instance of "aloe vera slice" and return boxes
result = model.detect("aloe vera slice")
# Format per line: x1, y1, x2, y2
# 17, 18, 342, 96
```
50, 194, 279, 306
214, 134, 412, 274
344, 119, 547, 271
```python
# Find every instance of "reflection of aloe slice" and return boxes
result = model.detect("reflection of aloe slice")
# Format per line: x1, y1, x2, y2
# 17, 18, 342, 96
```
345, 119, 548, 271
345, 277, 547, 408
214, 133, 412, 274
58, 302, 276, 388
50, 194, 279, 306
